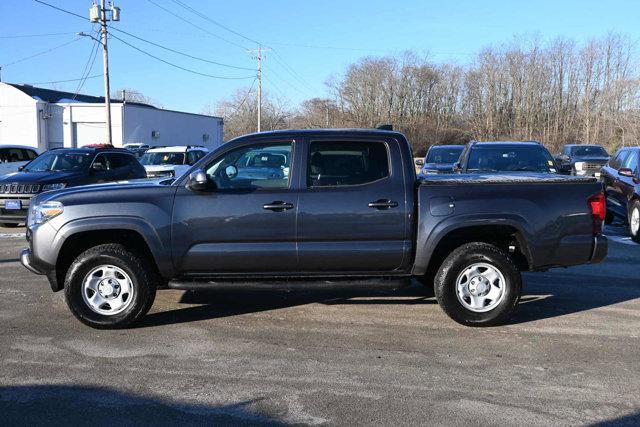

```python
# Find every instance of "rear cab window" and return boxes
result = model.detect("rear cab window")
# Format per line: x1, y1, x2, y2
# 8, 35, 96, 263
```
307, 141, 390, 187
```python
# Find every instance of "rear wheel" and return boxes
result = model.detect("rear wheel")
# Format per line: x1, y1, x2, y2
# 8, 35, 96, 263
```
629, 201, 640, 243
434, 242, 521, 326
64, 244, 157, 329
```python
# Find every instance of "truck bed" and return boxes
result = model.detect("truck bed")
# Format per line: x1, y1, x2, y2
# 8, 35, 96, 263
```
419, 172, 598, 185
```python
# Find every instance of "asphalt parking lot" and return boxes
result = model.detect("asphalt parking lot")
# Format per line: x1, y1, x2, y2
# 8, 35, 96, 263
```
0, 225, 639, 426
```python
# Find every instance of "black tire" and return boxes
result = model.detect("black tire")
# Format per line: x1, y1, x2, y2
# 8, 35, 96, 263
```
1, 223, 21, 228
64, 244, 157, 329
628, 200, 640, 243
434, 242, 521, 327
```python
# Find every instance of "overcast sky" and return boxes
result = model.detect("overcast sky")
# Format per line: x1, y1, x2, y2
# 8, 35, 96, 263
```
1, 0, 639, 113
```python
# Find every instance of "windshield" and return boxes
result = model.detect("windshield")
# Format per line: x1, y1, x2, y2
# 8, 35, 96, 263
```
571, 146, 608, 157
24, 152, 91, 172
140, 152, 185, 166
425, 146, 463, 164
466, 145, 557, 173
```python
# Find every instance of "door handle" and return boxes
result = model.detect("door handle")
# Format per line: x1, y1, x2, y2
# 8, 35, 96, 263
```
368, 199, 399, 209
263, 201, 294, 212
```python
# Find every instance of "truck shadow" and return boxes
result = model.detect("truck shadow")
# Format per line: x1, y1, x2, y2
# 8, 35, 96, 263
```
139, 270, 640, 328
0, 384, 285, 425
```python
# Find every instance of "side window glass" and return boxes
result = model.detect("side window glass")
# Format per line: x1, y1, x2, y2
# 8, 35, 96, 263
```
0, 149, 8, 163
93, 154, 112, 170
623, 151, 638, 173
205, 142, 292, 190
614, 150, 629, 170
307, 140, 390, 187
187, 151, 198, 165
26, 150, 38, 160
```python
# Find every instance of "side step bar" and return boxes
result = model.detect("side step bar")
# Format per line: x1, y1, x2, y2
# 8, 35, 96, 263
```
167, 277, 412, 291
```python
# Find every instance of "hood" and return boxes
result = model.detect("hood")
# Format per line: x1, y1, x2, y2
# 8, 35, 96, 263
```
35, 178, 173, 203
0, 170, 85, 184
422, 162, 456, 172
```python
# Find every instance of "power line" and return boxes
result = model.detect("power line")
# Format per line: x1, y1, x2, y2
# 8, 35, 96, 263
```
0, 31, 78, 39
25, 74, 102, 85
73, 31, 101, 98
108, 26, 255, 71
1, 37, 82, 67
168, 0, 259, 45
145, 0, 248, 51
109, 32, 256, 80
32, 0, 88, 21
270, 50, 316, 94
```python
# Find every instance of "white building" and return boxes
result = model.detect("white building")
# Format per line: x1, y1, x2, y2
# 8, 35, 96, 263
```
0, 82, 223, 151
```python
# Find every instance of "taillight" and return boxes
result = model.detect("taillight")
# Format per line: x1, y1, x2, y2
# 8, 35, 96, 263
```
588, 192, 606, 234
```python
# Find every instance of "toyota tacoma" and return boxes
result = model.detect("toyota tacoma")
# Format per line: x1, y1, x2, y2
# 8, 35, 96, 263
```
20, 129, 608, 328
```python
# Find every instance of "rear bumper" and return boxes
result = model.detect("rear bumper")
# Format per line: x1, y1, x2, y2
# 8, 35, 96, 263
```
590, 234, 608, 264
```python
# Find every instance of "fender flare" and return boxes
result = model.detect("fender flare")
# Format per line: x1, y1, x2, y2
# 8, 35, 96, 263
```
53, 215, 173, 277
412, 213, 534, 276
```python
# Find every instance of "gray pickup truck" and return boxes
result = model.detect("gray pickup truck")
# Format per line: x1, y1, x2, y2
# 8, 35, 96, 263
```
20, 129, 608, 329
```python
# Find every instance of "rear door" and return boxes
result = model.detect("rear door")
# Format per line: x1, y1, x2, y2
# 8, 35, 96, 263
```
619, 150, 639, 212
296, 137, 410, 273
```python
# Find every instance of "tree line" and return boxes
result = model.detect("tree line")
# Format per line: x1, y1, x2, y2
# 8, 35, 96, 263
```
211, 33, 639, 155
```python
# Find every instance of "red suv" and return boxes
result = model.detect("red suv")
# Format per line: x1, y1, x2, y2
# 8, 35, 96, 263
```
601, 147, 640, 241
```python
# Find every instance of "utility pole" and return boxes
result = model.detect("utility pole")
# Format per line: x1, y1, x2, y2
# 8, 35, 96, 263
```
87, 1, 120, 145
248, 45, 271, 132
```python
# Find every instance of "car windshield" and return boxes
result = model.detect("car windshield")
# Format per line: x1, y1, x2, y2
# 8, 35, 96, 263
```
571, 146, 608, 157
466, 145, 557, 173
140, 152, 185, 166
425, 147, 463, 164
23, 152, 91, 172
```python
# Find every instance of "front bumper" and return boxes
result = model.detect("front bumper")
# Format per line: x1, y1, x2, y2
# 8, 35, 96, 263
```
20, 248, 45, 275
590, 234, 608, 264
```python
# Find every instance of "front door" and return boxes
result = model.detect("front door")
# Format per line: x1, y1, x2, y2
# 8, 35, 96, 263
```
296, 138, 410, 273
172, 140, 298, 275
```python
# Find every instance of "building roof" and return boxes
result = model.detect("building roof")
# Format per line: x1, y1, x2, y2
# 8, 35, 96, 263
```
6, 83, 154, 107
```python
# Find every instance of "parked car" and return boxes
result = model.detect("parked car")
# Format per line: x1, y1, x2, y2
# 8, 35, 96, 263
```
0, 145, 39, 176
456, 141, 558, 174
0, 147, 146, 226
123, 143, 150, 158
20, 129, 607, 329
140, 146, 208, 178
419, 145, 464, 175
601, 146, 640, 241
555, 144, 610, 177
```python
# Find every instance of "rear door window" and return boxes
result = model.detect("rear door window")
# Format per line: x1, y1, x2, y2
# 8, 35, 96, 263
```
307, 141, 390, 187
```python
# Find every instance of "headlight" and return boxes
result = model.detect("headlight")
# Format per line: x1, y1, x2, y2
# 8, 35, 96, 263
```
574, 162, 585, 171
42, 183, 67, 192
28, 201, 64, 226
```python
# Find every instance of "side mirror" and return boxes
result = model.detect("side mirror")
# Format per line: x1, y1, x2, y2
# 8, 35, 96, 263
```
225, 165, 238, 179
618, 167, 634, 178
91, 163, 106, 172
187, 169, 211, 191
414, 158, 424, 166
17, 165, 25, 171
453, 162, 462, 172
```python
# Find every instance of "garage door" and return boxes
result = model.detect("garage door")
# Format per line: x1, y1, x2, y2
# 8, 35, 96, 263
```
73, 122, 106, 147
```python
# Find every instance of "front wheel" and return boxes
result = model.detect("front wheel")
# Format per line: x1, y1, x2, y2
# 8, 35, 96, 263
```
629, 201, 640, 243
434, 242, 521, 326
64, 244, 157, 329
